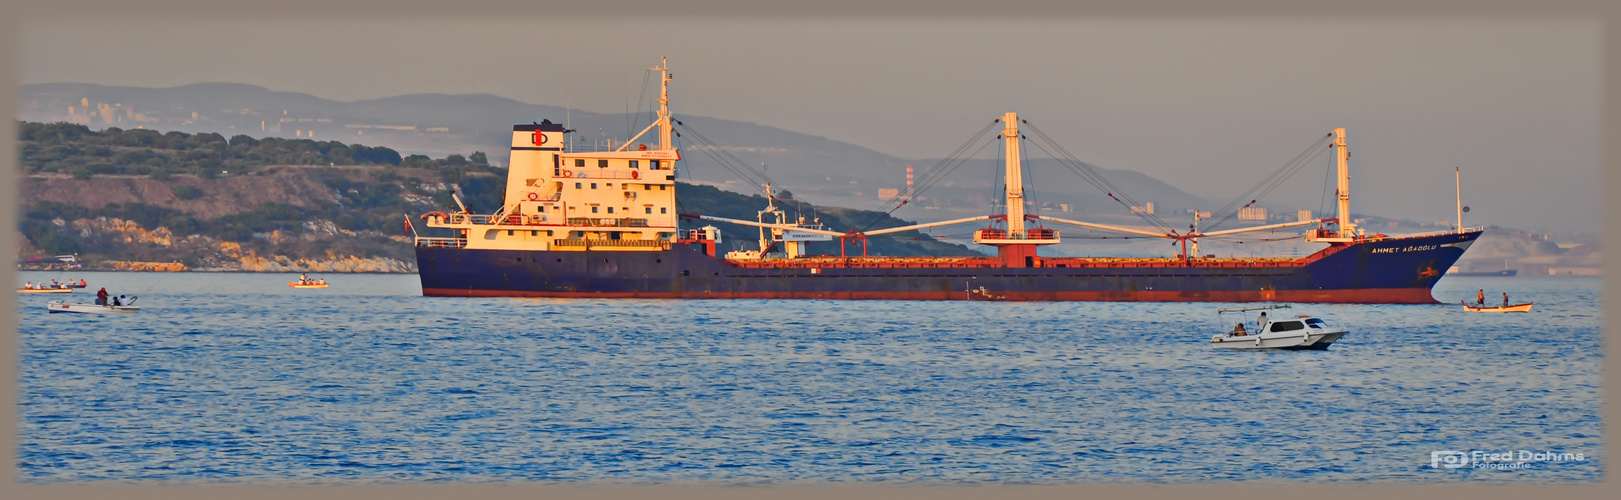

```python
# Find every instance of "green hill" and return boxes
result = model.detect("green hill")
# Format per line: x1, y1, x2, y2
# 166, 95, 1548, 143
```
16, 121, 977, 271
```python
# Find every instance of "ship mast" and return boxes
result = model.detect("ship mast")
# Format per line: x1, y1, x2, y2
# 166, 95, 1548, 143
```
657, 57, 673, 151
1334, 127, 1355, 238
618, 57, 675, 152
1003, 112, 1026, 236
1455, 167, 1463, 234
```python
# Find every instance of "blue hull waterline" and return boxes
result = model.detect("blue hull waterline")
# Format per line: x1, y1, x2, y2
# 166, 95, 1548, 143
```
417, 230, 1480, 303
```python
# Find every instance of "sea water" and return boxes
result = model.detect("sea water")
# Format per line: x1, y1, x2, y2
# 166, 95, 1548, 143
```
14, 271, 1603, 483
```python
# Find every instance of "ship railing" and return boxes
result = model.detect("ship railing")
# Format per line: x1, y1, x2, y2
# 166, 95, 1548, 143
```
553, 239, 670, 249
556, 170, 673, 181
445, 213, 495, 225
415, 237, 468, 248
1396, 226, 1486, 238
565, 217, 652, 227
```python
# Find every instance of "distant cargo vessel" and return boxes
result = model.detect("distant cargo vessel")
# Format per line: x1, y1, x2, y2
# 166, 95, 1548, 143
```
413, 59, 1481, 303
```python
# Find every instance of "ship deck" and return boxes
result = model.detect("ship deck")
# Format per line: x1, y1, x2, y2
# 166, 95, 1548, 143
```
726, 255, 1312, 269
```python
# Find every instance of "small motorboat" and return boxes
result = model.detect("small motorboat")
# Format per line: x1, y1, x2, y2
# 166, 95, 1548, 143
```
47, 296, 140, 314
65, 281, 88, 288
18, 286, 72, 294
1210, 304, 1348, 350
1462, 301, 1533, 313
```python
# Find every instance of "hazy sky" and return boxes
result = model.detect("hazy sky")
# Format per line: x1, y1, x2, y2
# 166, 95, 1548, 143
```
18, 17, 1600, 234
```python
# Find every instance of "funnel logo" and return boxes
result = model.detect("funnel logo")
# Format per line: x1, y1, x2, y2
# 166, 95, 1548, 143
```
1430, 450, 1469, 468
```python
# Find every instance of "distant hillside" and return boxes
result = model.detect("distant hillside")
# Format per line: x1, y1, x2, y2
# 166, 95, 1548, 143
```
20, 82, 1229, 221
15, 123, 973, 270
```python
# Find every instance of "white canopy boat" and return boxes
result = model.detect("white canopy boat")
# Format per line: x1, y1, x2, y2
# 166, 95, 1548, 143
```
47, 296, 140, 314
1209, 304, 1347, 350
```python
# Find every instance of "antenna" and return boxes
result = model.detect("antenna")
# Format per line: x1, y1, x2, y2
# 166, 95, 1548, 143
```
1455, 167, 1463, 233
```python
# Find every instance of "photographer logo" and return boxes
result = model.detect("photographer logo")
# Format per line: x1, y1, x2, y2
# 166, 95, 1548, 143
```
1429, 449, 1585, 470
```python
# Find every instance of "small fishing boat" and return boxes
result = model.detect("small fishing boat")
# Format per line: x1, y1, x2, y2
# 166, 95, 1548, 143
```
289, 281, 329, 288
1462, 301, 1533, 313
47, 297, 140, 314
1209, 304, 1348, 350
18, 286, 72, 294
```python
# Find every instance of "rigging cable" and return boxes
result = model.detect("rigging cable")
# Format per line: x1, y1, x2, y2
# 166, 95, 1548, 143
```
866, 119, 1002, 216
1199, 132, 1334, 233
1022, 135, 1175, 233
1020, 121, 1178, 233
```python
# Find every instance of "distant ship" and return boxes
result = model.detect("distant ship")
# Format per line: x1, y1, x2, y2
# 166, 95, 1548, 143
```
412, 59, 1481, 303
1449, 262, 1518, 277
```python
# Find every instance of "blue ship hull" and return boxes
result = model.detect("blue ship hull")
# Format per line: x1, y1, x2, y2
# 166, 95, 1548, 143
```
416, 230, 1480, 303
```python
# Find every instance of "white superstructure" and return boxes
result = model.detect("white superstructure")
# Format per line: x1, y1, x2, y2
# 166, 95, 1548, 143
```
418, 58, 683, 252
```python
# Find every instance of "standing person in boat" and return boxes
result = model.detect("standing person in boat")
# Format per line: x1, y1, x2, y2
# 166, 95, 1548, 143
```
1477, 289, 1485, 307
1257, 311, 1269, 330
96, 287, 109, 305
1503, 292, 1509, 307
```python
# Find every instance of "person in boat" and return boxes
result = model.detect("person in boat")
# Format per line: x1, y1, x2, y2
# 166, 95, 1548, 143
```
1477, 289, 1485, 307
51, 279, 58, 287
111, 295, 121, 307
300, 273, 308, 285
79, 279, 86, 286
1257, 311, 1268, 330
1232, 323, 1247, 336
96, 287, 109, 305
1503, 292, 1509, 307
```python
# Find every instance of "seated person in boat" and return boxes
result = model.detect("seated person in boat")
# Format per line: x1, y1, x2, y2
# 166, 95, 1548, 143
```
25, 281, 33, 289
1231, 323, 1247, 336
111, 296, 121, 306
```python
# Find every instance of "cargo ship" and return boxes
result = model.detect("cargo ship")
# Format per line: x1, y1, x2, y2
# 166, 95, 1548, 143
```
413, 59, 1481, 303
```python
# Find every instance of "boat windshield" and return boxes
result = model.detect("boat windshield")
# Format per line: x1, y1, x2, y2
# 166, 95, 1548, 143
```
1304, 318, 1326, 328
1270, 320, 1306, 332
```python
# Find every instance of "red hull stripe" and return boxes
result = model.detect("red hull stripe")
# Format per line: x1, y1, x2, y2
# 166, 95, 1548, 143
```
421, 288, 1439, 304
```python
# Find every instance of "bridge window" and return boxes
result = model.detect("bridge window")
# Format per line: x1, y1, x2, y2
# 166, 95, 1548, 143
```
598, 160, 608, 168
651, 160, 661, 170
1270, 321, 1306, 333
629, 160, 639, 169
574, 159, 585, 167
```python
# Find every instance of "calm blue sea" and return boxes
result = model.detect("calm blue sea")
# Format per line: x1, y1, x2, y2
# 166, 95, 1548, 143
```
14, 271, 1603, 483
